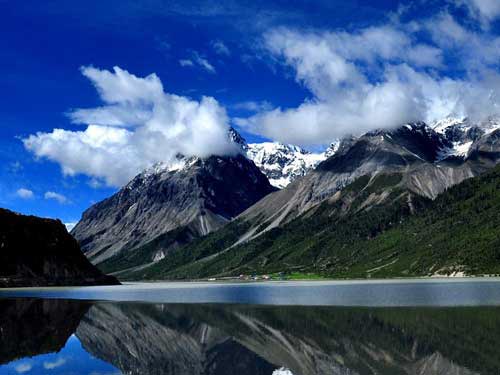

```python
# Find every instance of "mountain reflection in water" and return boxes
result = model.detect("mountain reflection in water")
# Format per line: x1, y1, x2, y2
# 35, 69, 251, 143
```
1, 298, 499, 374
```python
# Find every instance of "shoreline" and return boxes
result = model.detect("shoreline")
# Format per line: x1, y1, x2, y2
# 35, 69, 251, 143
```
1, 275, 500, 292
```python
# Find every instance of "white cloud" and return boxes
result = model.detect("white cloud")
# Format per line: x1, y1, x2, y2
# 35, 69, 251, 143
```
458, 0, 500, 27
211, 39, 230, 56
238, 14, 500, 145
179, 51, 216, 73
24, 66, 237, 187
44, 191, 69, 204
14, 363, 32, 373
43, 357, 66, 369
16, 188, 34, 199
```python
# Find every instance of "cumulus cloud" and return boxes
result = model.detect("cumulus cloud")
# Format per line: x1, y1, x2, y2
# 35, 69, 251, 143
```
237, 12, 500, 145
24, 66, 237, 186
16, 188, 34, 199
44, 191, 69, 204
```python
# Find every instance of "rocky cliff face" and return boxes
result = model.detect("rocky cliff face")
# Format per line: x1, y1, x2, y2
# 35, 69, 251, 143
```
72, 154, 275, 265
0, 209, 118, 287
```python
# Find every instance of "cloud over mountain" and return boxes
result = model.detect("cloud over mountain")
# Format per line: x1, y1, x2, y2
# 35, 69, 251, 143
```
24, 66, 237, 187
237, 9, 500, 145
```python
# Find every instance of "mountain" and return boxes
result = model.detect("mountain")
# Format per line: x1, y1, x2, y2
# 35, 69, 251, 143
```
0, 208, 118, 287
72, 127, 338, 273
233, 122, 471, 240
74, 118, 500, 278
72, 154, 276, 270
230, 120, 500, 242
155, 161, 500, 279
122, 121, 500, 280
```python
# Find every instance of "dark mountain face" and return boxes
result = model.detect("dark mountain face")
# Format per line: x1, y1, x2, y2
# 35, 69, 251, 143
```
0, 208, 118, 287
72, 154, 275, 267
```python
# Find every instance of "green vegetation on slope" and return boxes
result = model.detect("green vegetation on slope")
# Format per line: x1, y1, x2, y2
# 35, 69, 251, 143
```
98, 226, 197, 274
120, 165, 500, 280
121, 172, 421, 279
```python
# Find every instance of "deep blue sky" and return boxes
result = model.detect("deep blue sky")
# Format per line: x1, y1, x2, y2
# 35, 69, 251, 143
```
1, 0, 497, 224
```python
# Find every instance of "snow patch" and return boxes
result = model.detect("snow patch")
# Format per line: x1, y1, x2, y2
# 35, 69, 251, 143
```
431, 116, 467, 134
273, 368, 294, 375
152, 251, 165, 262
437, 141, 473, 160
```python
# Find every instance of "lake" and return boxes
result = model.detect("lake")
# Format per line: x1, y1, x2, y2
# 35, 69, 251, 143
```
1, 279, 500, 374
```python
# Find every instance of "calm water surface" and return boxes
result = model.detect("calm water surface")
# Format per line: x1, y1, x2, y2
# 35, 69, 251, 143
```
1, 279, 500, 374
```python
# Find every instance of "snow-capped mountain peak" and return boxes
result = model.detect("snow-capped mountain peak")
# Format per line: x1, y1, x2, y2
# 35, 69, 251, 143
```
432, 115, 500, 160
246, 142, 326, 188
126, 127, 340, 190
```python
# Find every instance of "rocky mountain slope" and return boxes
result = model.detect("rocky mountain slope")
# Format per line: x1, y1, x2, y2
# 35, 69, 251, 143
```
122, 120, 500, 280
72, 154, 275, 267
0, 208, 118, 287
233, 121, 495, 243
144, 161, 500, 280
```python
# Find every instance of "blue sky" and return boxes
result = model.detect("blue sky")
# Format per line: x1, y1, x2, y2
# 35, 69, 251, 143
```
0, 334, 120, 374
1, 0, 500, 224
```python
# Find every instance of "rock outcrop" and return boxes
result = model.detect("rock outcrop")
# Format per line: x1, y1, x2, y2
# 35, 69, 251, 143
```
0, 208, 119, 287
